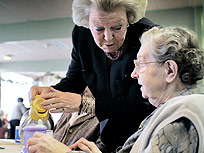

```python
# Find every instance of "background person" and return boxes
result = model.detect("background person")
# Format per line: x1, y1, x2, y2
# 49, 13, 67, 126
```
9, 97, 27, 139
29, 0, 157, 151
3, 112, 9, 138
0, 110, 7, 138
28, 26, 204, 153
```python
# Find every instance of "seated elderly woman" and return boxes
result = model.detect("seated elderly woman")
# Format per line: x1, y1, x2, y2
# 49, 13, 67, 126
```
27, 26, 204, 153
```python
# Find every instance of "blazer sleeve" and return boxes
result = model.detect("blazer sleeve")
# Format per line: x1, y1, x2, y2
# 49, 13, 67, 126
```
53, 26, 87, 94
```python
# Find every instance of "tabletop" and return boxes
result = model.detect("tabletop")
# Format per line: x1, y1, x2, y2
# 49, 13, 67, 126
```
0, 139, 23, 153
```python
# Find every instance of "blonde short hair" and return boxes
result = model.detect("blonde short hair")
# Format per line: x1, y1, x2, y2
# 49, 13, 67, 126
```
72, 0, 147, 28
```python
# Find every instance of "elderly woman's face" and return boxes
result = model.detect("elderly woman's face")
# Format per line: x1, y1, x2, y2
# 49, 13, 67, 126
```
131, 42, 167, 107
89, 6, 128, 53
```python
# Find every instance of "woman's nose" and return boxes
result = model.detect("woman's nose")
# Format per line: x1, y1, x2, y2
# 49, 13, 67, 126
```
131, 68, 139, 79
104, 30, 113, 41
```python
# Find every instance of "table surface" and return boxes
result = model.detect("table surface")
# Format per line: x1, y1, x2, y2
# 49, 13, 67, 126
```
0, 139, 23, 153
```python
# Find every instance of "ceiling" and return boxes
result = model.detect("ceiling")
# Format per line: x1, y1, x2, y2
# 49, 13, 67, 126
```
0, 0, 203, 63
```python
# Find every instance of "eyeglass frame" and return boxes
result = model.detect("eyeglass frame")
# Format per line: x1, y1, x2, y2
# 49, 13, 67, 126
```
133, 59, 160, 74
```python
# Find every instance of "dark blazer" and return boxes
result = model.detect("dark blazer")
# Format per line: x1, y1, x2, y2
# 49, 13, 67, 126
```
54, 18, 157, 152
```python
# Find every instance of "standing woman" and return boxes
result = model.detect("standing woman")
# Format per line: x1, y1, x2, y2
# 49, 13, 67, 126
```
30, 0, 157, 151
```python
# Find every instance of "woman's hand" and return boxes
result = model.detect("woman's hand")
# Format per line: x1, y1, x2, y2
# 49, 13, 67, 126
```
29, 86, 52, 102
40, 87, 81, 113
27, 132, 72, 153
70, 138, 102, 153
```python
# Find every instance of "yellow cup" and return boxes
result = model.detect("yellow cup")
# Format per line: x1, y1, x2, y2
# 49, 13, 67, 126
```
30, 95, 49, 121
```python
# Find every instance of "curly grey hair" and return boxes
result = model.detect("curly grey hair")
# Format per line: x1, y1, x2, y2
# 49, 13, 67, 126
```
140, 26, 204, 85
72, 0, 147, 28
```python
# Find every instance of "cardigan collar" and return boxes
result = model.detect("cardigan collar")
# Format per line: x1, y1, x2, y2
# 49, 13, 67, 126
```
104, 37, 128, 60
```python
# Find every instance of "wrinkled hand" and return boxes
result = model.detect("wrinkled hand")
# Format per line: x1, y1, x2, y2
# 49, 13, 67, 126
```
29, 86, 51, 102
28, 132, 71, 153
40, 87, 81, 113
70, 138, 102, 153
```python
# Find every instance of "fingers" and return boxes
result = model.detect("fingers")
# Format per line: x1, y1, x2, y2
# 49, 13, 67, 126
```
28, 133, 72, 153
27, 137, 39, 147
28, 138, 45, 153
50, 109, 63, 113
27, 136, 40, 153
40, 98, 58, 106
29, 86, 40, 102
28, 142, 40, 153
70, 138, 86, 150
78, 138, 101, 153
27, 133, 52, 153
33, 132, 46, 138
41, 92, 58, 100
49, 107, 69, 113
32, 88, 80, 113
40, 92, 69, 110
41, 99, 66, 111
29, 86, 51, 102
27, 132, 46, 147
70, 138, 101, 153
50, 87, 58, 92
78, 142, 92, 153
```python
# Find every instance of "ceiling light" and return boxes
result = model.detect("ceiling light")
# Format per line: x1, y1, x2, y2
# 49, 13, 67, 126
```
3, 55, 13, 61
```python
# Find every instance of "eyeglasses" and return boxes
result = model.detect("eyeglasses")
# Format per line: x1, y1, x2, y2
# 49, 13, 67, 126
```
133, 59, 158, 74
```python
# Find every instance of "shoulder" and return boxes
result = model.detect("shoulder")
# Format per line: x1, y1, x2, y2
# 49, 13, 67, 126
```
160, 94, 204, 131
127, 18, 159, 45
136, 18, 157, 27
169, 94, 204, 111
73, 25, 89, 33
150, 117, 198, 152
72, 25, 94, 47
72, 25, 92, 39
129, 18, 159, 33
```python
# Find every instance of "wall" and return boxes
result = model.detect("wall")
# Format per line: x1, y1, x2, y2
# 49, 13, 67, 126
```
146, 7, 203, 48
0, 7, 203, 73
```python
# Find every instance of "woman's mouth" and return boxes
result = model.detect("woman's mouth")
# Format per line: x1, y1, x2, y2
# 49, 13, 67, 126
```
105, 44, 114, 47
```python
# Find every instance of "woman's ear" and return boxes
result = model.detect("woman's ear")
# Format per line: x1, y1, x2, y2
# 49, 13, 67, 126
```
164, 60, 178, 83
